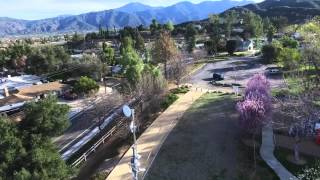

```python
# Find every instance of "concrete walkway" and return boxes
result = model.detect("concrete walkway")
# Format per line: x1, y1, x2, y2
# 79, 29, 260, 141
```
106, 90, 205, 180
260, 123, 298, 180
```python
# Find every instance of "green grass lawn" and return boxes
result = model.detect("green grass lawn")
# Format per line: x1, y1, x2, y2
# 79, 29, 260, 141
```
145, 93, 278, 180
271, 76, 304, 98
234, 51, 253, 57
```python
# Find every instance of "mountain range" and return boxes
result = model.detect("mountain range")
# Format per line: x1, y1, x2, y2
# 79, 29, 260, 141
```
0, 0, 253, 36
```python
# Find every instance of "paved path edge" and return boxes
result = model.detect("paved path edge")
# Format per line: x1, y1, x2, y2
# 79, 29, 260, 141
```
260, 123, 298, 180
106, 90, 205, 180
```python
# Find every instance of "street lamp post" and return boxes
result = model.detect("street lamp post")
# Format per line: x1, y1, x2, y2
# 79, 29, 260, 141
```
122, 105, 144, 180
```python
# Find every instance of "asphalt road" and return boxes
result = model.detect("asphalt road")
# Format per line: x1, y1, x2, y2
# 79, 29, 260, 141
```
189, 56, 286, 90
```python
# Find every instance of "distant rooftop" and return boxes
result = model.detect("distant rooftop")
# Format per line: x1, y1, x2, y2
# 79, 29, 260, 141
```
0, 81, 68, 107
0, 75, 41, 91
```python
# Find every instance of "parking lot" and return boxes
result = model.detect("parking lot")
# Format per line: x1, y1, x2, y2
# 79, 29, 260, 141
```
189, 56, 286, 90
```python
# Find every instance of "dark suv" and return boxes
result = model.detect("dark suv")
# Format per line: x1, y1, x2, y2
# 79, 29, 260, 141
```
212, 73, 224, 81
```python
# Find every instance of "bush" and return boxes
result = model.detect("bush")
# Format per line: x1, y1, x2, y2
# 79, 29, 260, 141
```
298, 161, 320, 180
73, 76, 99, 95
226, 40, 237, 55
278, 47, 301, 70
170, 86, 189, 94
261, 44, 281, 64
271, 89, 290, 98
161, 93, 179, 109
280, 36, 299, 49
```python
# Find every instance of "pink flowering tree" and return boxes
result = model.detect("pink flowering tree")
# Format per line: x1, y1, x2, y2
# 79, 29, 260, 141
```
236, 74, 272, 168
237, 74, 272, 130
237, 95, 267, 130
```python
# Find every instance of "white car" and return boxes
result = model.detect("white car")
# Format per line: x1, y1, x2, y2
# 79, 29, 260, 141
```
265, 67, 282, 75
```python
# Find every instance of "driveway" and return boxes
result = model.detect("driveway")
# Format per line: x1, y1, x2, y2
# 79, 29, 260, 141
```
189, 56, 286, 90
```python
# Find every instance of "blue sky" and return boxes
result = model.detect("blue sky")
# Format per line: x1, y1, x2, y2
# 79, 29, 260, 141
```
0, 0, 263, 20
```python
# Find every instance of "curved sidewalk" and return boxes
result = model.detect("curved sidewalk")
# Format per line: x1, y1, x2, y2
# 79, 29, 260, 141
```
107, 90, 205, 180
260, 123, 297, 180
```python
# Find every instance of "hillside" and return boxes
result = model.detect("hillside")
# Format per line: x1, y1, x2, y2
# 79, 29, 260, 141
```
231, 0, 320, 24
0, 0, 252, 36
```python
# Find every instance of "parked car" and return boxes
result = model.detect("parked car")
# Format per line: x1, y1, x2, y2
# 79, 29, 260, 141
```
33, 82, 43, 85
265, 67, 282, 75
40, 79, 49, 83
212, 73, 224, 81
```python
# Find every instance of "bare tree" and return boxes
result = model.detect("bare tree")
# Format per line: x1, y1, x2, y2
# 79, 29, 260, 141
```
192, 49, 207, 62
82, 90, 124, 129
168, 53, 187, 86
152, 31, 178, 79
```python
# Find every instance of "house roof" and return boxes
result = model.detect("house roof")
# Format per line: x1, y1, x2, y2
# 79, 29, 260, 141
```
0, 75, 41, 90
18, 81, 68, 97
0, 81, 69, 107
242, 40, 253, 47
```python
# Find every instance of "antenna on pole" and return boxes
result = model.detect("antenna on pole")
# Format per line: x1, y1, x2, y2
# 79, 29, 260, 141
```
122, 105, 144, 180
123, 105, 132, 118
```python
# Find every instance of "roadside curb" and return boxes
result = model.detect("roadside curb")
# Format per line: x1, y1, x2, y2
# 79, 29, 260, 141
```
181, 63, 207, 81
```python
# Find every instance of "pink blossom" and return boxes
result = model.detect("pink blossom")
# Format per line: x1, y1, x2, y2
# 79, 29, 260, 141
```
237, 74, 272, 130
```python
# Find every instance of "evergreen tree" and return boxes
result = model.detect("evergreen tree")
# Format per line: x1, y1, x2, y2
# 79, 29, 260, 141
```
164, 21, 174, 32
20, 95, 70, 137
120, 39, 144, 85
0, 96, 73, 179
224, 10, 237, 39
243, 11, 263, 38
185, 24, 197, 53
150, 19, 159, 35
207, 15, 222, 55
134, 31, 146, 54
102, 42, 115, 65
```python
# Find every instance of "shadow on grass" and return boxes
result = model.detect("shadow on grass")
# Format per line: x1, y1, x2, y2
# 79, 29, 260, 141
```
145, 93, 277, 180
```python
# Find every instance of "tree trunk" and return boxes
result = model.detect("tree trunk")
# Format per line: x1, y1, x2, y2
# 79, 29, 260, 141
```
164, 61, 168, 80
294, 143, 300, 162
294, 138, 300, 162
253, 132, 257, 171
